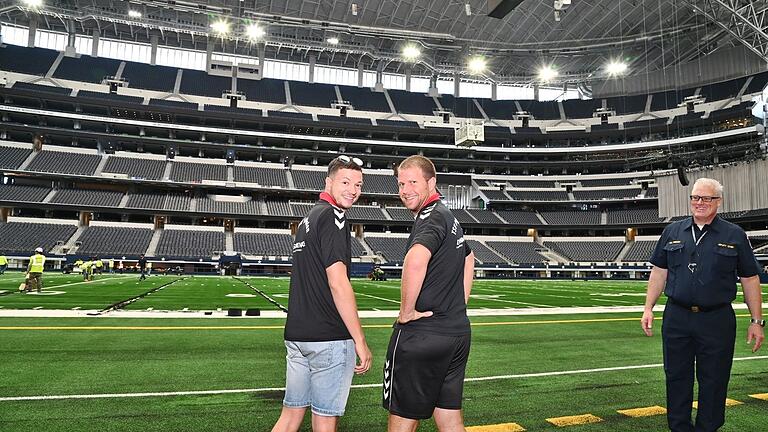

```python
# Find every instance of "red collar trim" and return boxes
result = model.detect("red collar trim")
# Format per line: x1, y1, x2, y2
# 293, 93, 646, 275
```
419, 193, 441, 212
319, 192, 339, 208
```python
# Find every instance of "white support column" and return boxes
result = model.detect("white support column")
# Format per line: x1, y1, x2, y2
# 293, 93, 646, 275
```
91, 29, 100, 57
375, 61, 384, 92
27, 17, 37, 48
405, 66, 412, 92
454, 72, 460, 97
308, 55, 316, 83
150, 35, 158, 66
491, 82, 498, 101
357, 62, 364, 87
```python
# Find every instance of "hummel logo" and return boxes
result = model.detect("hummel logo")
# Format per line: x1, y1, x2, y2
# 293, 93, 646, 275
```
334, 209, 345, 219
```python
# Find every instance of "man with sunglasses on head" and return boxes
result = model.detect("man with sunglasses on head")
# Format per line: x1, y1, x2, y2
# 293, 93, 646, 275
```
641, 177, 764, 432
272, 155, 372, 432
383, 155, 475, 432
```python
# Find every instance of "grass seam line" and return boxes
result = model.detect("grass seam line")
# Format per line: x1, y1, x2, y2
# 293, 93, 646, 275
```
232, 276, 288, 313
98, 277, 187, 315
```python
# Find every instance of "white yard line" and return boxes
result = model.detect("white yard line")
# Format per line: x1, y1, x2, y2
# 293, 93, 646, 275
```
355, 292, 400, 304
2, 356, 766, 402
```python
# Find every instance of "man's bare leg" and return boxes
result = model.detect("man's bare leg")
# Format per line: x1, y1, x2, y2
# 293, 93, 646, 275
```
272, 407, 307, 432
433, 408, 465, 432
388, 413, 419, 432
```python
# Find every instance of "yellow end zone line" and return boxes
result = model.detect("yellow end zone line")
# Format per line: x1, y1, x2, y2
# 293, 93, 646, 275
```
0, 314, 756, 331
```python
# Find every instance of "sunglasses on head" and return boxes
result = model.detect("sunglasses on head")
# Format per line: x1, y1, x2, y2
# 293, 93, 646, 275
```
337, 155, 363, 167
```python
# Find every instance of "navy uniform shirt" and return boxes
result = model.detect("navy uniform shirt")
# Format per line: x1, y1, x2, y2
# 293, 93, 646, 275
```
394, 200, 472, 336
284, 197, 352, 342
650, 215, 760, 307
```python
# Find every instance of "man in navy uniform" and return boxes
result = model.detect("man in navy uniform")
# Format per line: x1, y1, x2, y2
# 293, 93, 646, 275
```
383, 155, 475, 432
642, 177, 764, 432
272, 155, 372, 432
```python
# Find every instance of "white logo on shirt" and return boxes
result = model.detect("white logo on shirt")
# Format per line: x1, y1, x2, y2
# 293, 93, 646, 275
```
334, 209, 346, 230
451, 218, 459, 235
456, 237, 465, 249
299, 217, 310, 234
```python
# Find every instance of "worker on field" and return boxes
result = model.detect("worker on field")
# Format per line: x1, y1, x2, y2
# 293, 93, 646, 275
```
108, 258, 114, 274
642, 178, 764, 432
94, 257, 104, 275
138, 254, 148, 280
25, 247, 46, 293
0, 254, 8, 275
81, 258, 93, 282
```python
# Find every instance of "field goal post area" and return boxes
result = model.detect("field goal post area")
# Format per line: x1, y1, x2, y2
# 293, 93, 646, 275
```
454, 122, 485, 147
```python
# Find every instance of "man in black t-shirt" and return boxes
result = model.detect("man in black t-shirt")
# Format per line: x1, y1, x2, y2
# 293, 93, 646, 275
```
272, 156, 372, 432
138, 255, 147, 281
383, 155, 475, 432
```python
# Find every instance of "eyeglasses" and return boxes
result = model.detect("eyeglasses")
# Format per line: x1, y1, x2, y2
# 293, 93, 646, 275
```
690, 195, 720, 203
337, 155, 363, 167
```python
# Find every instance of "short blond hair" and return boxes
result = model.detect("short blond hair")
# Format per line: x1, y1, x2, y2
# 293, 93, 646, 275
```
396, 155, 436, 180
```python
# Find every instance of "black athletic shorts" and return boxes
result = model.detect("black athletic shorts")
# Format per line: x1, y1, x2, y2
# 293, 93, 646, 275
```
382, 327, 471, 420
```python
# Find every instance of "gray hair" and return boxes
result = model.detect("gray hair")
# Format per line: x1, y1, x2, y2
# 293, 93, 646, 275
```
693, 177, 723, 196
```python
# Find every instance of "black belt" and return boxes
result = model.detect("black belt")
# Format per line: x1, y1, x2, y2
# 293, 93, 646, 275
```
668, 298, 729, 313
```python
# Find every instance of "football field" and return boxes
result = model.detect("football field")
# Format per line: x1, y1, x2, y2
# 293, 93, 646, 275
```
0, 273, 766, 431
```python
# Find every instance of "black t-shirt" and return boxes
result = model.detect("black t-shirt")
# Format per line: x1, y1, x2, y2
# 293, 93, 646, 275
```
395, 200, 472, 336
284, 199, 353, 342
138, 257, 147, 270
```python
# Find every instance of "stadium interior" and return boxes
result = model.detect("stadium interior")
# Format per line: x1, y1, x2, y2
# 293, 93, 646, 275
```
1, 1, 768, 431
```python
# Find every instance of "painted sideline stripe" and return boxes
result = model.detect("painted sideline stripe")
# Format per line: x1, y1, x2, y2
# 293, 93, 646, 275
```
0, 314, 761, 331
546, 413, 603, 427
1, 356, 765, 402
466, 422, 526, 432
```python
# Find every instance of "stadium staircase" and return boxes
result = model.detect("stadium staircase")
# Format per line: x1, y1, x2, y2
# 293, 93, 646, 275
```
285, 170, 296, 190
93, 155, 109, 176
17, 150, 38, 171
600, 211, 608, 224
534, 239, 567, 264
42, 188, 57, 203
614, 241, 634, 262
358, 237, 376, 257
226, 166, 234, 183
59, 225, 87, 255
225, 231, 234, 254
162, 161, 173, 181
145, 228, 163, 256
118, 194, 129, 208
188, 197, 197, 213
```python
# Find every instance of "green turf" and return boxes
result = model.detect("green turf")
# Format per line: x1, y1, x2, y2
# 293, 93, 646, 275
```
0, 276, 766, 431
0, 314, 766, 431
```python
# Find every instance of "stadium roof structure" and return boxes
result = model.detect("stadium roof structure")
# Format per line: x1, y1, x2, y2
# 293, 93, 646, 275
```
2, 0, 768, 85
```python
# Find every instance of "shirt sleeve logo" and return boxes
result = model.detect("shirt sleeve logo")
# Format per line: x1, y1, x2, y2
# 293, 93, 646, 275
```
419, 203, 436, 220
334, 209, 346, 230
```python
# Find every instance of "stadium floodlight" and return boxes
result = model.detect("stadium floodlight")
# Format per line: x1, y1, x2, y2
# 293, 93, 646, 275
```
538, 65, 558, 82
402, 45, 421, 61
128, 10, 142, 18
468, 56, 487, 75
326, 37, 340, 45
210, 20, 230, 35
606, 60, 628, 76
23, 0, 43, 8
245, 24, 265, 40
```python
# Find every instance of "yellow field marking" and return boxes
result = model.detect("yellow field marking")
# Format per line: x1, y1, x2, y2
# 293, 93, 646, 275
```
617, 405, 666, 417
692, 398, 742, 409
466, 423, 526, 432
749, 393, 768, 401
546, 413, 603, 427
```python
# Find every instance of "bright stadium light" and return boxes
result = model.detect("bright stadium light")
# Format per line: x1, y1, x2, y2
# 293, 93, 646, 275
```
606, 60, 628, 76
23, 0, 43, 8
538, 65, 558, 82
245, 24, 265, 40
402, 45, 421, 61
468, 56, 487, 74
210, 20, 230, 35
326, 37, 340, 45
128, 10, 142, 18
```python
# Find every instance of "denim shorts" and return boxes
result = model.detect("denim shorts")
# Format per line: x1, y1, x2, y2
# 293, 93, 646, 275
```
283, 339, 356, 417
